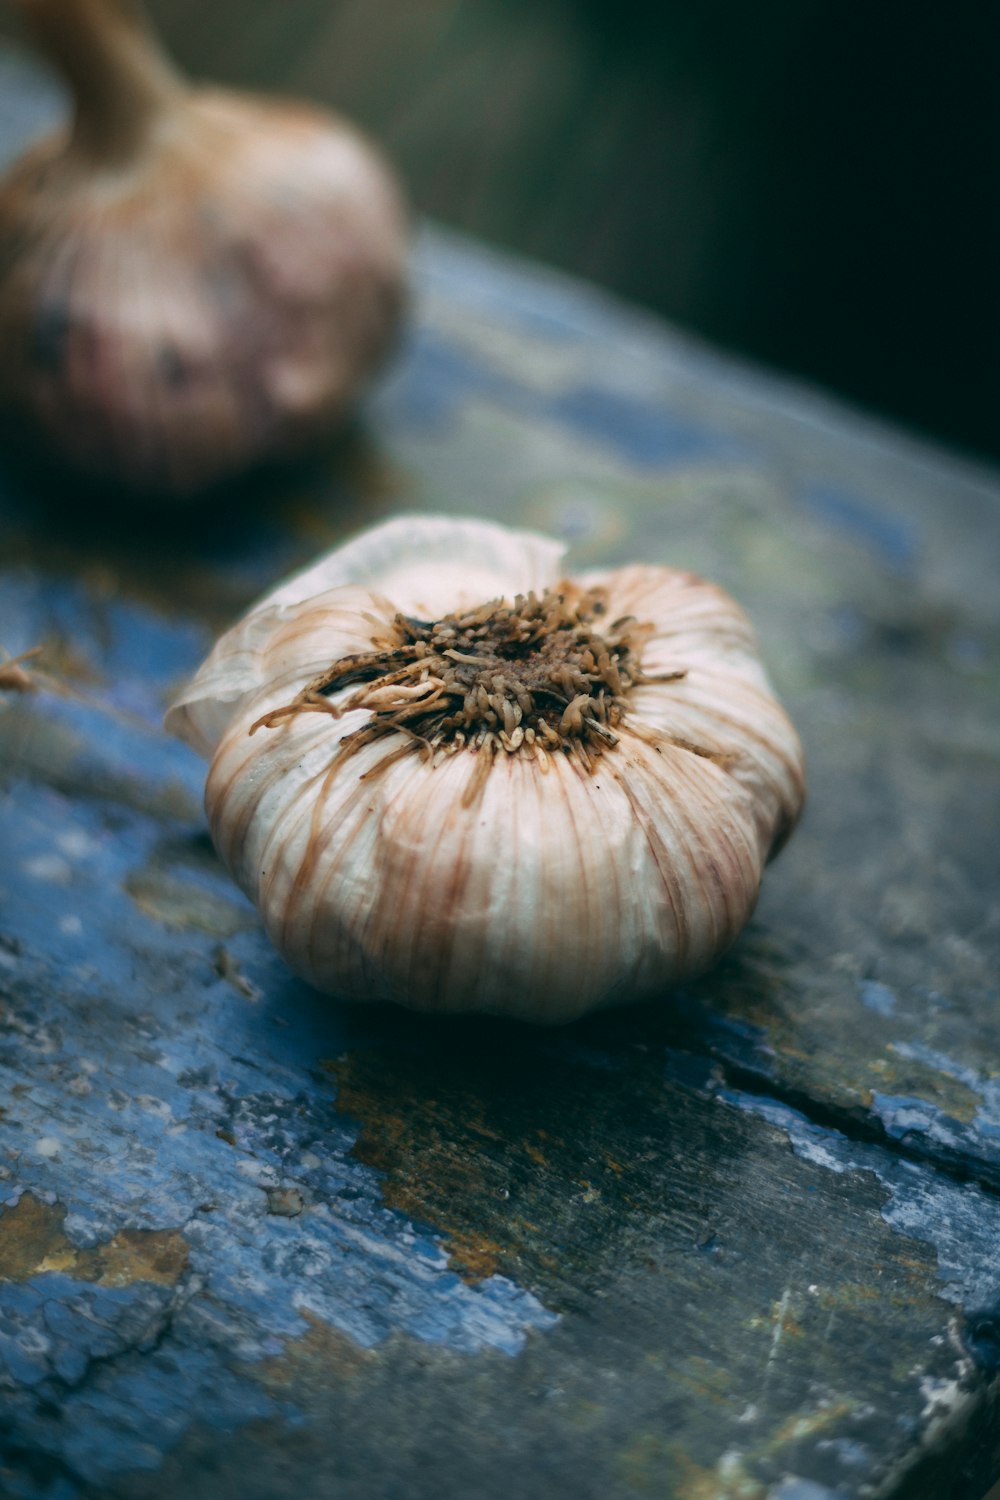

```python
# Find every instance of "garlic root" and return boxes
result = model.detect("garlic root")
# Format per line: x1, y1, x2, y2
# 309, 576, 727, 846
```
0, 0, 408, 499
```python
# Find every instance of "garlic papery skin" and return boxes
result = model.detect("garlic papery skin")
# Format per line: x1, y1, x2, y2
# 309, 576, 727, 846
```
0, 0, 408, 499
166, 515, 806, 1023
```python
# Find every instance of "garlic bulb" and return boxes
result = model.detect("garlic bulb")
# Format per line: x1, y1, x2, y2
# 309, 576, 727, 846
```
167, 515, 806, 1023
0, 0, 407, 498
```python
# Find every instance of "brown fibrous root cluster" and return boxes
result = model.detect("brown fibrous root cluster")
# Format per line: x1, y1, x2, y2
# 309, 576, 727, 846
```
249, 585, 684, 803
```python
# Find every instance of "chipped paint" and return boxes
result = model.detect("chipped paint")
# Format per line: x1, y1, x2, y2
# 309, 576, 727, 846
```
890, 1040, 1000, 1141
768, 1480, 844, 1500
0, 733, 557, 1495
858, 980, 897, 1018
720, 1088, 1000, 1313
799, 483, 919, 573
0, 1194, 190, 1287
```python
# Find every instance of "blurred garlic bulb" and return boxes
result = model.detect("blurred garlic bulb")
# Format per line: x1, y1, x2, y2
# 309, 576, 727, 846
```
0, 0, 407, 498
167, 515, 806, 1023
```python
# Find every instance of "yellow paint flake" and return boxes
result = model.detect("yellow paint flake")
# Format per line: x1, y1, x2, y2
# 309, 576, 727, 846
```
254, 1309, 373, 1392
0, 1193, 188, 1287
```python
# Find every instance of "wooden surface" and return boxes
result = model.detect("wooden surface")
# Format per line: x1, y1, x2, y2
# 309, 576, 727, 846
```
2, 43, 1000, 1500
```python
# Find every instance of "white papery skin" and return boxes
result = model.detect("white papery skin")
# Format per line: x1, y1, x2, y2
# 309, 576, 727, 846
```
167, 515, 806, 1023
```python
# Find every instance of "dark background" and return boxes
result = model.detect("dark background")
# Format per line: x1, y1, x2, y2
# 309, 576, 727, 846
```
3, 0, 998, 463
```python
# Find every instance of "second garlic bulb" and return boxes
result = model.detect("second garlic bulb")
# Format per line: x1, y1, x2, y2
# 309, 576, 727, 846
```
0, 0, 408, 498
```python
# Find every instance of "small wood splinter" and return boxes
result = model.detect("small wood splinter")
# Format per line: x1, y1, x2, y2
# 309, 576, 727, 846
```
0, 646, 43, 693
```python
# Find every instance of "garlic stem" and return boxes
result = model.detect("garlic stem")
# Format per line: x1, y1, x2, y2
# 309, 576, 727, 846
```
13, 0, 185, 161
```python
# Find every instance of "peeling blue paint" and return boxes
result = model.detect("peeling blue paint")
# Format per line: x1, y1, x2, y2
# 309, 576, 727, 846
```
875, 1038, 1000, 1164
720, 1088, 1000, 1314
866, 1040, 1000, 1168
0, 1275, 280, 1484
1, 603, 558, 1493
814, 1437, 872, 1471
542, 385, 745, 467
858, 980, 896, 1017
381, 326, 744, 469
871, 1093, 969, 1155
668, 985, 780, 1078
891, 1040, 989, 1098
799, 484, 919, 573
0, 569, 209, 717
768, 1479, 847, 1500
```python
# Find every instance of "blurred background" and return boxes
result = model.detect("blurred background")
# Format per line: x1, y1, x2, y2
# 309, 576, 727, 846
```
2, 0, 997, 463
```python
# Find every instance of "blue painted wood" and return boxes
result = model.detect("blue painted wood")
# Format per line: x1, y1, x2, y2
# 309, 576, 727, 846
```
2, 40, 1000, 1500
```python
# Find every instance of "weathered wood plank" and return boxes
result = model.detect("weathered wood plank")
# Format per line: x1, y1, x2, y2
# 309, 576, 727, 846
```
1, 636, 1000, 1499
2, 44, 1000, 1500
